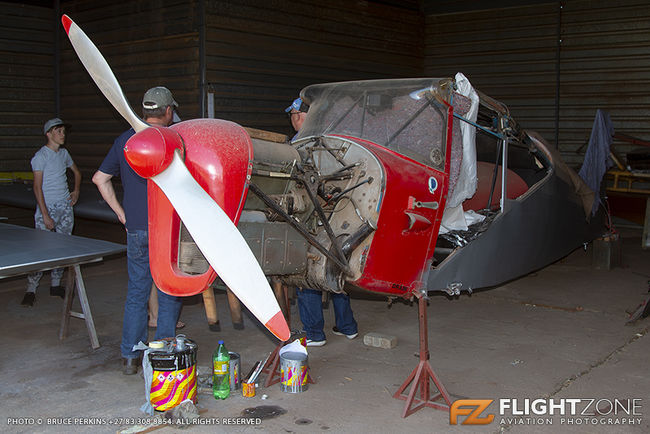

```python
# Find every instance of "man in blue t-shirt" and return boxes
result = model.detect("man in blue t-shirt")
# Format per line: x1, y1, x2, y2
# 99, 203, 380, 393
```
92, 86, 182, 375
21, 118, 82, 307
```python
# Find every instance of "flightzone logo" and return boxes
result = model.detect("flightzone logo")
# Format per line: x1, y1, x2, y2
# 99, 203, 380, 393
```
450, 398, 643, 426
450, 400, 495, 425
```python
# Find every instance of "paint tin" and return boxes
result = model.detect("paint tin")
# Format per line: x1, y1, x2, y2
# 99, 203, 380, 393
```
290, 331, 307, 347
242, 381, 256, 397
280, 351, 309, 393
229, 352, 241, 390
148, 336, 198, 411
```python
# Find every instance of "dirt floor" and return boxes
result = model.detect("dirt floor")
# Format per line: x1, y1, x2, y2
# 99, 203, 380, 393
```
0, 218, 649, 434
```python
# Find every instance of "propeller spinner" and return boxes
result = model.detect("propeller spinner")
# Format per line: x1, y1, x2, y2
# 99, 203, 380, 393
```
61, 14, 289, 341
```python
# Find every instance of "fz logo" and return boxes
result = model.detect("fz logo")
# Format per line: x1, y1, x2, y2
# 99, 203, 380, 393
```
449, 399, 495, 425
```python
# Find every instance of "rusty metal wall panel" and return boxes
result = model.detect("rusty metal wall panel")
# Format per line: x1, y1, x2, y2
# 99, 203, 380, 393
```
424, 3, 560, 148
6, 1, 649, 182
205, 0, 423, 134
9, 0, 422, 179
425, 0, 650, 167
0, 2, 54, 172
59, 0, 201, 180
560, 0, 650, 166
424, 0, 555, 15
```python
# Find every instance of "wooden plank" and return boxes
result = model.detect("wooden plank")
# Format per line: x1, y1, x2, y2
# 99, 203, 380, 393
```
59, 264, 100, 349
73, 264, 100, 349
201, 287, 219, 328
244, 127, 287, 143
271, 277, 289, 325
59, 267, 75, 342
226, 288, 243, 328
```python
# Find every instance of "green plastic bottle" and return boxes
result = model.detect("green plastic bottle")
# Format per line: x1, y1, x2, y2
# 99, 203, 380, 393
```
212, 340, 230, 399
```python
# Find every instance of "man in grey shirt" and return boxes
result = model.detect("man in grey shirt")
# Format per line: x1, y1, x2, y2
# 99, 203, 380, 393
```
21, 118, 82, 307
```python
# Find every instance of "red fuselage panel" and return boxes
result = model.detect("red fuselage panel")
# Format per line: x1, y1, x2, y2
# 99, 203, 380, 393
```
348, 139, 447, 295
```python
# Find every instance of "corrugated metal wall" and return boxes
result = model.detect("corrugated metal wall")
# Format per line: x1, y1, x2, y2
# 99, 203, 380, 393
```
560, 0, 650, 164
424, 0, 650, 167
0, 2, 54, 172
53, 0, 422, 177
424, 3, 560, 149
9, 0, 648, 176
59, 0, 200, 180
205, 0, 423, 135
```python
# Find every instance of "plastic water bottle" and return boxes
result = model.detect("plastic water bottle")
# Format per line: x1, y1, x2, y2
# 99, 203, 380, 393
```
213, 340, 230, 399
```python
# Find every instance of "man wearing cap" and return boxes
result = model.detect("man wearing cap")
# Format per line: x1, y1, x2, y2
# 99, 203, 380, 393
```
285, 97, 359, 346
21, 118, 82, 307
285, 97, 309, 139
92, 86, 182, 375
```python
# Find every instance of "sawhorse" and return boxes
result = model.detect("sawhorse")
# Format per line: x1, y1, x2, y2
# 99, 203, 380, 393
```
59, 263, 100, 349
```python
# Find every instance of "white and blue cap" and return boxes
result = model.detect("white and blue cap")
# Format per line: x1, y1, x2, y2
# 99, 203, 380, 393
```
285, 97, 309, 113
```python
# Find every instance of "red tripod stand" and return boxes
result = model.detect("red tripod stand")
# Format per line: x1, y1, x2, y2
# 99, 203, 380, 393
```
393, 292, 451, 417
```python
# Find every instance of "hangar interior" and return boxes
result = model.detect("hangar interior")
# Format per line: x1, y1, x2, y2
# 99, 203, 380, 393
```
1, 0, 649, 432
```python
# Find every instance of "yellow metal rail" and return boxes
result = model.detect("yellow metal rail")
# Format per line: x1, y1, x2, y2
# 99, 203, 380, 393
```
0, 172, 33, 183
606, 169, 650, 195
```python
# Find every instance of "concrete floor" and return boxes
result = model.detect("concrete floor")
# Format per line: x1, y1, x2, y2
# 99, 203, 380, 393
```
0, 220, 649, 434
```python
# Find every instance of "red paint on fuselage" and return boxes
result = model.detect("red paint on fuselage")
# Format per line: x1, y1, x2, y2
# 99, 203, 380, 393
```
147, 119, 253, 296
339, 137, 448, 296
333, 103, 454, 297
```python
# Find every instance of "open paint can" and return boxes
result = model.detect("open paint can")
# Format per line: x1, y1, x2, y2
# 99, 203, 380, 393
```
229, 352, 241, 390
148, 336, 198, 411
280, 351, 309, 393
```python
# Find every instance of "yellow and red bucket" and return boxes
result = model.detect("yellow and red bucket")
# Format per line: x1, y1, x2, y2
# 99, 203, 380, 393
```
148, 337, 198, 411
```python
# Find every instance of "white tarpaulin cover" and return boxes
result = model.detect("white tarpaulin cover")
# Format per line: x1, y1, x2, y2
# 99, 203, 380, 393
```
440, 73, 483, 233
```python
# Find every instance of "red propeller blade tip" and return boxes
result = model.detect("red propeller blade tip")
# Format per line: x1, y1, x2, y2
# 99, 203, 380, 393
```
265, 311, 290, 342
61, 15, 72, 34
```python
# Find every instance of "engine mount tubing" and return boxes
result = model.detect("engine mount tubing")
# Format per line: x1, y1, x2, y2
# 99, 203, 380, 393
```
300, 173, 350, 268
341, 222, 375, 258
247, 183, 351, 274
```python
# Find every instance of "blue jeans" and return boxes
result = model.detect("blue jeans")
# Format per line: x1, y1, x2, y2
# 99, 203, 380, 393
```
297, 288, 357, 341
122, 230, 182, 358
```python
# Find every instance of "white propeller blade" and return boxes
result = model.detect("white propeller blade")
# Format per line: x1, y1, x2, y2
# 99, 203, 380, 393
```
62, 14, 290, 341
151, 151, 289, 340
62, 15, 148, 133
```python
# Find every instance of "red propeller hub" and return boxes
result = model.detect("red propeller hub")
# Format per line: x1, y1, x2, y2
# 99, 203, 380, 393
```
124, 126, 184, 178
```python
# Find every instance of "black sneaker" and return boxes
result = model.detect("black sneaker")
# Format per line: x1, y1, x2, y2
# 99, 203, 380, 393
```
21, 292, 35, 307
50, 286, 65, 299
332, 326, 358, 340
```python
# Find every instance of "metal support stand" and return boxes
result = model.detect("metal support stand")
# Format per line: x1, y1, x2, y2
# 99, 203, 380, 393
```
59, 264, 100, 349
393, 293, 451, 418
261, 341, 284, 387
262, 284, 315, 387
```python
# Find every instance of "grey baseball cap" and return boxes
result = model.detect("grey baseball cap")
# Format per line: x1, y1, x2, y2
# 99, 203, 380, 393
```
142, 86, 178, 110
43, 118, 69, 134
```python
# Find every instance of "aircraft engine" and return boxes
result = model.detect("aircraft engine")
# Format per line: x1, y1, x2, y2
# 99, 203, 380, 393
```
178, 132, 382, 294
